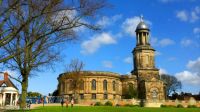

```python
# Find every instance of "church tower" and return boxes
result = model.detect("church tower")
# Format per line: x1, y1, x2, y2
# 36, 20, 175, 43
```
132, 16, 165, 101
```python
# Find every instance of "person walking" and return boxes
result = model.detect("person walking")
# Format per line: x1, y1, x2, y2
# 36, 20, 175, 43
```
65, 98, 69, 108
61, 99, 64, 107
71, 99, 74, 107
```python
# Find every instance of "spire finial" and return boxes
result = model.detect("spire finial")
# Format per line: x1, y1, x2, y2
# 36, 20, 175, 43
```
140, 14, 144, 22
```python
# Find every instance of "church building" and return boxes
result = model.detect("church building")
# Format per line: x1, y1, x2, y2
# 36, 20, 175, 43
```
57, 17, 165, 103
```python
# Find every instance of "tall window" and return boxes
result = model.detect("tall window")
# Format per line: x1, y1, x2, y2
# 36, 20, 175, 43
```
80, 80, 84, 90
113, 81, 116, 91
69, 80, 73, 90
62, 82, 65, 92
91, 79, 96, 90
103, 80, 107, 91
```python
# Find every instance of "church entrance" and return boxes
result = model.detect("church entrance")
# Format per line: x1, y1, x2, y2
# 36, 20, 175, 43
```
152, 90, 158, 102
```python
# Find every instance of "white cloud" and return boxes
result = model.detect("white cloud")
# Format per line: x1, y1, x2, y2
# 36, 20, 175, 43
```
175, 57, 200, 86
159, 0, 187, 3
187, 57, 200, 76
150, 37, 175, 47
159, 38, 175, 47
123, 56, 132, 64
150, 37, 158, 46
159, 68, 168, 75
193, 27, 200, 34
96, 14, 122, 27
168, 57, 176, 61
195, 6, 200, 13
155, 51, 162, 56
175, 71, 200, 85
181, 39, 193, 47
81, 32, 116, 55
191, 11, 199, 22
176, 6, 200, 22
176, 10, 188, 21
102, 61, 113, 68
122, 16, 151, 36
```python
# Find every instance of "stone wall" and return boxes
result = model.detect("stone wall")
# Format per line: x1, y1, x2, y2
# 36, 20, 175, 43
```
163, 98, 200, 107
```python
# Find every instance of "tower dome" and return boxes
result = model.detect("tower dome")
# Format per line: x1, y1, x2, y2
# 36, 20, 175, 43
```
135, 22, 149, 31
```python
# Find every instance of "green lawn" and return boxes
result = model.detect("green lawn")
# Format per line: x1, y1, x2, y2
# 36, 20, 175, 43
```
6, 106, 200, 112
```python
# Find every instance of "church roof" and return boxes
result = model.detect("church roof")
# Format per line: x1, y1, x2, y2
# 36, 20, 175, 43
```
0, 79, 18, 90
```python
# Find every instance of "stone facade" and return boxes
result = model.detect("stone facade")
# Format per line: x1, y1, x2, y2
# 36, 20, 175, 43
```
57, 18, 165, 103
57, 71, 125, 101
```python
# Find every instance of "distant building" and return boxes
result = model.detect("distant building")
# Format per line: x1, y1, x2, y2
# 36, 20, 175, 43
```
0, 72, 19, 106
57, 17, 165, 102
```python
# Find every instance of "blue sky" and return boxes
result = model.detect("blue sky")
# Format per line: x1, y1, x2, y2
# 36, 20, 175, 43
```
1, 0, 200, 95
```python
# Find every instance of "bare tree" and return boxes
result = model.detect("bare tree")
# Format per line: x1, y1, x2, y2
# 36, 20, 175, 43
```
65, 59, 84, 103
1, 0, 107, 108
160, 74, 182, 98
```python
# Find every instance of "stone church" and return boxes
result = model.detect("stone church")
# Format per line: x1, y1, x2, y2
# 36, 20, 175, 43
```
57, 18, 165, 103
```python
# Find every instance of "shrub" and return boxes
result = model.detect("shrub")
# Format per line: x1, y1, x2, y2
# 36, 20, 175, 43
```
160, 104, 167, 108
94, 102, 103, 106
139, 99, 145, 107
104, 101, 113, 106
160, 105, 176, 108
187, 105, 197, 108
176, 104, 184, 108
124, 104, 139, 107
115, 104, 121, 107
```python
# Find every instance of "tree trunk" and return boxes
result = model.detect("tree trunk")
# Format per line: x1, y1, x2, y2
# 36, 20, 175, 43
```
20, 75, 28, 109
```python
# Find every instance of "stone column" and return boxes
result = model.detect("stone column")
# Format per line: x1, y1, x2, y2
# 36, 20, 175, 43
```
15, 94, 18, 106
10, 93, 13, 105
97, 78, 100, 93
87, 78, 90, 93
2, 93, 5, 106
60, 82, 63, 94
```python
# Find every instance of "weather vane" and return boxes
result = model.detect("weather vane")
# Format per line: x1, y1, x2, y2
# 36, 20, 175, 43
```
140, 14, 144, 22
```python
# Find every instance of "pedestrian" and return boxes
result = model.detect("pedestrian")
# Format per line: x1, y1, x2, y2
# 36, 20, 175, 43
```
65, 98, 69, 108
61, 99, 64, 107
71, 99, 74, 107
27, 99, 31, 109
41, 97, 44, 107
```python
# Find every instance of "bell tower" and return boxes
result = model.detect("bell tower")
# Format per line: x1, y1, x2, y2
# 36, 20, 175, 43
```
132, 16, 165, 101
133, 16, 158, 79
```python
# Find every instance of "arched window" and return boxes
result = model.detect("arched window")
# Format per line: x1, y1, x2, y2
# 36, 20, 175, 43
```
113, 81, 116, 91
91, 79, 96, 90
79, 80, 84, 90
62, 82, 65, 92
103, 80, 107, 91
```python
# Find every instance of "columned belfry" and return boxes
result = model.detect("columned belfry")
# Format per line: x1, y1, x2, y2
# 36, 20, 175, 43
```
132, 16, 165, 101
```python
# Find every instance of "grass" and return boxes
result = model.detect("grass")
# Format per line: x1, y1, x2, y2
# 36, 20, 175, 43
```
6, 106, 200, 112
